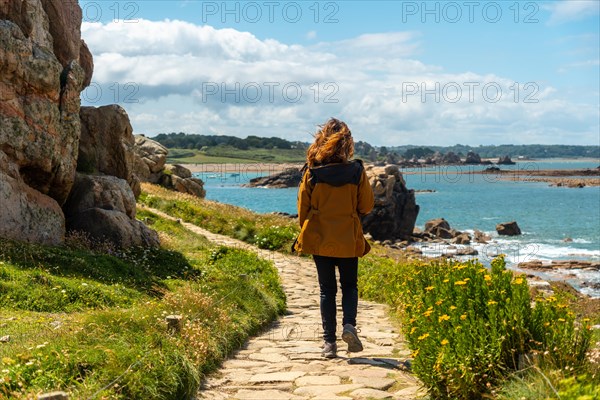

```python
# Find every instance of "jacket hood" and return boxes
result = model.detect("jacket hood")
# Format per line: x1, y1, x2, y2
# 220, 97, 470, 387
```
308, 159, 364, 187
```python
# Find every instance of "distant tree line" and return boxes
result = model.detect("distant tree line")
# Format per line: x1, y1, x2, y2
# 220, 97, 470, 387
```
153, 133, 599, 159
154, 132, 306, 151
391, 144, 599, 159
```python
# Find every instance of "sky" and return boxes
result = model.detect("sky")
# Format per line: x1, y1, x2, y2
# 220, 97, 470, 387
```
77, 0, 600, 146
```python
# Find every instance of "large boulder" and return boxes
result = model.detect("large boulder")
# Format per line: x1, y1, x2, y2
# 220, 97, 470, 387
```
496, 221, 522, 236
442, 152, 461, 164
0, 0, 91, 245
0, 152, 64, 245
64, 174, 136, 220
64, 174, 159, 248
360, 164, 419, 241
465, 151, 482, 164
245, 168, 302, 188
497, 155, 516, 165
132, 135, 168, 183
79, 105, 141, 197
160, 164, 206, 198
131, 138, 206, 198
68, 208, 159, 248
424, 218, 453, 239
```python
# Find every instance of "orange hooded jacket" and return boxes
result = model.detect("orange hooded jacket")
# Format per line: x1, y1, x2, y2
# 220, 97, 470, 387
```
293, 159, 374, 257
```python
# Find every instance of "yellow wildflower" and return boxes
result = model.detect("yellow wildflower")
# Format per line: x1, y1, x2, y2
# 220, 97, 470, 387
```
436, 300, 444, 306
418, 333, 430, 341
443, 279, 450, 283
514, 277, 524, 285
425, 286, 434, 291
441, 339, 449, 346
484, 275, 492, 282
558, 318, 566, 322
460, 314, 467, 320
455, 281, 467, 286
410, 327, 417, 334
423, 310, 433, 317
450, 305, 457, 310
438, 314, 450, 322
412, 349, 420, 357
488, 300, 498, 305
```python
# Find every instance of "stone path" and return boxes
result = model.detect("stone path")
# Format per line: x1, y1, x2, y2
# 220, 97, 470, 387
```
147, 208, 426, 400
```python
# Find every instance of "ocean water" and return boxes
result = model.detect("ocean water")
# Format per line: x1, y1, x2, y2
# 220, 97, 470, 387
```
196, 159, 600, 296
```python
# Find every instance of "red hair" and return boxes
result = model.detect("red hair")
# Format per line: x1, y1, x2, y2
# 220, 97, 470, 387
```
306, 118, 354, 167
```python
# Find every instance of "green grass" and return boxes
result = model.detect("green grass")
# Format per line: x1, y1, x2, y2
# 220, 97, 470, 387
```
0, 209, 285, 399
166, 146, 306, 164
139, 183, 299, 252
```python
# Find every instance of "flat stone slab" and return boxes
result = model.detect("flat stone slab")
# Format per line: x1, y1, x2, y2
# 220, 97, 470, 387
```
248, 371, 306, 383
248, 353, 289, 363
394, 386, 427, 399
222, 360, 268, 369
293, 384, 364, 397
259, 347, 287, 354
233, 389, 306, 400
349, 388, 393, 399
347, 368, 393, 379
350, 376, 395, 390
295, 375, 341, 386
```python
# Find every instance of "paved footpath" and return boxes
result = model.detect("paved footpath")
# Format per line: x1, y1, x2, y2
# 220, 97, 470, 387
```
148, 208, 426, 400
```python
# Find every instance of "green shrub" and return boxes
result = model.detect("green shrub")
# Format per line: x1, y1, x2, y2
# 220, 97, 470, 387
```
253, 225, 297, 250
359, 255, 594, 400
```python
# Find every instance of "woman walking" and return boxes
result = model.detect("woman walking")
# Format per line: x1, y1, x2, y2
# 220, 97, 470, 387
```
294, 118, 375, 358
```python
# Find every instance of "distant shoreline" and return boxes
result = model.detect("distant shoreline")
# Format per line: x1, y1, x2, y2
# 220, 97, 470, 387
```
182, 158, 599, 174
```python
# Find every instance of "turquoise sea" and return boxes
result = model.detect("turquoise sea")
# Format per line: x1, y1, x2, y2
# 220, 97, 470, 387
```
195, 159, 600, 297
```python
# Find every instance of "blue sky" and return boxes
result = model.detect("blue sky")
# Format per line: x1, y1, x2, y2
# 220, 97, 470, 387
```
78, 1, 600, 146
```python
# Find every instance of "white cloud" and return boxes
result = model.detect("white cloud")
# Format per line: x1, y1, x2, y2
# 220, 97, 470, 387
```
544, 0, 600, 25
81, 19, 599, 145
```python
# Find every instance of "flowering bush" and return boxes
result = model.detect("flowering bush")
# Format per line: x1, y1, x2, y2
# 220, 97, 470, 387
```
359, 256, 593, 399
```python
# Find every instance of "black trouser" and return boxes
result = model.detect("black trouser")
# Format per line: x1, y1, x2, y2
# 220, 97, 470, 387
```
313, 255, 359, 343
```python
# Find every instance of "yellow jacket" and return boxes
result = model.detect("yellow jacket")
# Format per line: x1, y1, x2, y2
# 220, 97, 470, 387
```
293, 160, 374, 257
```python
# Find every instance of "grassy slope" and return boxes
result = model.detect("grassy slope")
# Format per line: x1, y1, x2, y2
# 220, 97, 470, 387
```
0, 210, 285, 399
139, 183, 299, 251
167, 147, 307, 164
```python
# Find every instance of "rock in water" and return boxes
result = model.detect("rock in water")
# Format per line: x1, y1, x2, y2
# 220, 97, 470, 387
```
361, 164, 419, 241
245, 168, 302, 188
465, 151, 482, 164
424, 218, 453, 239
497, 155, 515, 165
496, 221, 522, 236
442, 152, 461, 164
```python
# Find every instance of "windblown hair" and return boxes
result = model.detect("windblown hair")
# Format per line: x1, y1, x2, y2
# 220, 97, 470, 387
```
306, 118, 354, 167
